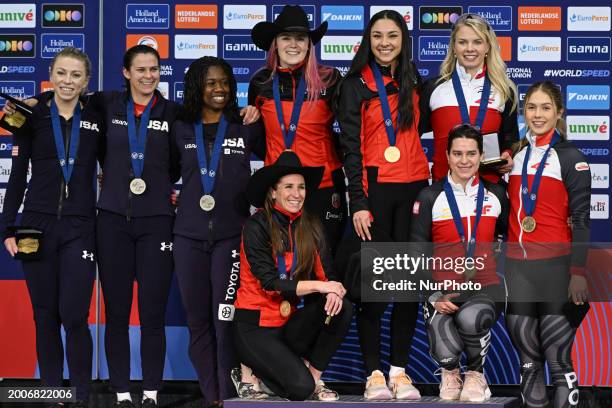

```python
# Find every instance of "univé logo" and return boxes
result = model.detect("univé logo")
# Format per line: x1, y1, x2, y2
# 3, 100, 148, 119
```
0, 35, 36, 58
419, 6, 462, 30
0, 4, 36, 28
42, 4, 84, 28
320, 36, 361, 61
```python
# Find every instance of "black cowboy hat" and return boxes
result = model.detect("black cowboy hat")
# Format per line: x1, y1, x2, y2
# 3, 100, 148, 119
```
251, 5, 328, 51
334, 225, 394, 303
246, 150, 323, 208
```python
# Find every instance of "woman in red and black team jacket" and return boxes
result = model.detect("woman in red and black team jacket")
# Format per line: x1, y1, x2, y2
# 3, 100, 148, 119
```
419, 13, 518, 183
505, 82, 591, 408
248, 5, 346, 255
335, 9, 429, 401
232, 151, 352, 401
410, 125, 508, 403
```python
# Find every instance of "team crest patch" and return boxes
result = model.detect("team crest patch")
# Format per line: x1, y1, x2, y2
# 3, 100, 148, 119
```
575, 162, 589, 171
331, 193, 341, 209
412, 201, 420, 215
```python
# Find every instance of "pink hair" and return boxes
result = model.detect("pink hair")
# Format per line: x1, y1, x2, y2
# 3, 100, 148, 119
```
265, 38, 334, 102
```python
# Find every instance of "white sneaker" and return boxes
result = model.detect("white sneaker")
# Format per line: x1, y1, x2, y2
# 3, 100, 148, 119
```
364, 370, 393, 400
460, 370, 491, 402
439, 368, 462, 400
388, 372, 421, 400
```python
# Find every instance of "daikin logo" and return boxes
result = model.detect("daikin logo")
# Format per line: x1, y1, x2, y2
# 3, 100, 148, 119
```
566, 85, 610, 110
321, 6, 363, 30
0, 4, 36, 28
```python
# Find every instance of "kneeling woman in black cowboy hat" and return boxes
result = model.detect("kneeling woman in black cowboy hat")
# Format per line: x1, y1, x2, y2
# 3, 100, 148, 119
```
232, 151, 352, 401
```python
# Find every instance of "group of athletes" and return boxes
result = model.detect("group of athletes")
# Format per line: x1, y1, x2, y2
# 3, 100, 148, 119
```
0, 5, 591, 408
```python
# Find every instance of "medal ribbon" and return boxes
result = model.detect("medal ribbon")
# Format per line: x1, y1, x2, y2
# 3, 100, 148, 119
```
443, 176, 485, 259
194, 116, 228, 196
370, 62, 400, 147
273, 73, 306, 149
50, 98, 81, 189
127, 96, 154, 178
451, 70, 491, 129
521, 130, 560, 217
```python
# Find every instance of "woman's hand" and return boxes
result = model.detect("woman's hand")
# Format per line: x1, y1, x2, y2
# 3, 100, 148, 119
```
433, 293, 460, 314
352, 210, 372, 241
324, 292, 343, 316
4, 237, 18, 257
2, 98, 38, 115
317, 281, 347, 298
240, 105, 260, 125
497, 151, 514, 174
568, 275, 588, 305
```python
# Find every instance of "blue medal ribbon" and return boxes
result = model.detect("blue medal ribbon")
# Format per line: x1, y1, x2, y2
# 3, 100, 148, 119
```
273, 73, 306, 149
127, 97, 154, 178
451, 70, 491, 129
50, 98, 81, 192
277, 249, 297, 280
443, 176, 485, 259
521, 130, 561, 217
369, 62, 399, 147
193, 116, 228, 196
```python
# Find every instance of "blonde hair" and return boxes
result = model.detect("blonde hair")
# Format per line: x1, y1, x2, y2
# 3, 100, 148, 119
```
439, 14, 517, 112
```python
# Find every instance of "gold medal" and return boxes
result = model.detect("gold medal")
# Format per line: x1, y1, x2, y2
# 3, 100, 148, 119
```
4, 112, 26, 128
17, 237, 39, 254
521, 216, 536, 233
199, 194, 215, 211
130, 178, 146, 195
384, 146, 401, 163
279, 300, 291, 317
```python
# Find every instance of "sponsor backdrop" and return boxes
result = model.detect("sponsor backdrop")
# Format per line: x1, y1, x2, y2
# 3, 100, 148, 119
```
0, 0, 611, 388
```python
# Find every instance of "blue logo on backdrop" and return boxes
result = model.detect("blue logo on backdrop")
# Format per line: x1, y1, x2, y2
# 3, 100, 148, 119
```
567, 37, 611, 62
223, 35, 265, 60
418, 36, 449, 61
126, 4, 170, 29
174, 82, 184, 103
579, 148, 609, 157
566, 85, 610, 110
321, 6, 364, 30
0, 143, 13, 151
467, 6, 512, 31
517, 84, 531, 105
233, 67, 250, 78
0, 81, 35, 103
273, 5, 315, 29
237, 83, 249, 108
41, 34, 84, 58
0, 65, 35, 74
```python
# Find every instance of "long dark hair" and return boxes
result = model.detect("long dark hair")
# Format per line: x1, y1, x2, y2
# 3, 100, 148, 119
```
180, 56, 241, 123
263, 189, 323, 282
344, 9, 418, 130
122, 44, 160, 93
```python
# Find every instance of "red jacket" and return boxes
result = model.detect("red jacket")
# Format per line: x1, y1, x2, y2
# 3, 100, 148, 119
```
249, 65, 342, 189
234, 207, 331, 327
337, 64, 430, 214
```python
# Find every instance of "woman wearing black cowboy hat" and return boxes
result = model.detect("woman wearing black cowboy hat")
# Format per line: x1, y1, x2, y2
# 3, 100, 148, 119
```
231, 150, 352, 401
248, 5, 347, 258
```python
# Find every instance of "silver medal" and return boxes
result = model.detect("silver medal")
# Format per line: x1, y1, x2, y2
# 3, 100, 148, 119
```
130, 178, 147, 195
200, 194, 215, 211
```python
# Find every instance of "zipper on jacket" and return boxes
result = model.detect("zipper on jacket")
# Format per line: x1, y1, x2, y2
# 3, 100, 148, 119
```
127, 168, 134, 222
57, 180, 65, 219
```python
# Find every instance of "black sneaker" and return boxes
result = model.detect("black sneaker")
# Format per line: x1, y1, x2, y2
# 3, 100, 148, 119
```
230, 367, 268, 399
141, 397, 157, 408
114, 400, 136, 408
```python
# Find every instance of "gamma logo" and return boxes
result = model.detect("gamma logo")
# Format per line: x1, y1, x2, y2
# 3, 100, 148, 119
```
0, 34, 36, 58
223, 35, 265, 60
567, 37, 611, 63
42, 4, 84, 28
419, 6, 462, 30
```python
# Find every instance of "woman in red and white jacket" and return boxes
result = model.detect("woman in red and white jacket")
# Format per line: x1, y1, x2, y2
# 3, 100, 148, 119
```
233, 151, 352, 401
335, 9, 429, 401
505, 81, 591, 408
420, 13, 518, 183
410, 124, 508, 403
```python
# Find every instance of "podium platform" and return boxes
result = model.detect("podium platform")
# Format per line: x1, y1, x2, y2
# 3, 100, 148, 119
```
225, 396, 520, 408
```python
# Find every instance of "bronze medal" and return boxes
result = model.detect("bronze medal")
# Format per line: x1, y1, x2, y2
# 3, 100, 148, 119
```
5, 112, 26, 128
279, 300, 291, 317
521, 216, 536, 233
384, 146, 401, 163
